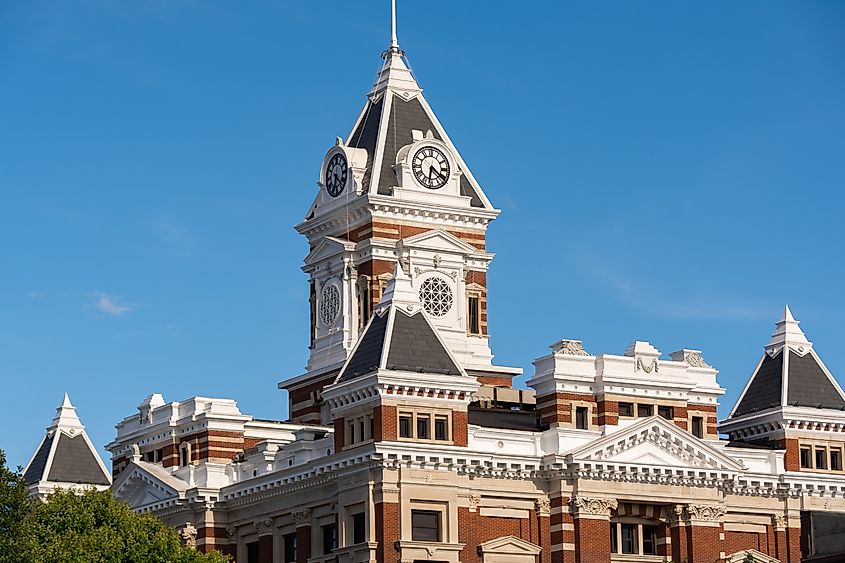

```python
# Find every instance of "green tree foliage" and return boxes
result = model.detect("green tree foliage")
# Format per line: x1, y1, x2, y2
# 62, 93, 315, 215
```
0, 450, 229, 563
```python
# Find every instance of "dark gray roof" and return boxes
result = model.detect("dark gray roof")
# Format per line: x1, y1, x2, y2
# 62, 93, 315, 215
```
24, 434, 53, 485
733, 350, 845, 417
733, 352, 783, 416
46, 434, 110, 486
468, 406, 539, 431
787, 352, 845, 410
373, 94, 484, 207
338, 311, 389, 382
348, 97, 384, 193
385, 310, 461, 375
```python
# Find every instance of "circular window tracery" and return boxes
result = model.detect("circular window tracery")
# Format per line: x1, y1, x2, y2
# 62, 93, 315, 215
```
319, 284, 341, 326
419, 276, 453, 317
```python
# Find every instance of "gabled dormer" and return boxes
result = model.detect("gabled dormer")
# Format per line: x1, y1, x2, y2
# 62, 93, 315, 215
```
321, 263, 478, 453
719, 307, 845, 473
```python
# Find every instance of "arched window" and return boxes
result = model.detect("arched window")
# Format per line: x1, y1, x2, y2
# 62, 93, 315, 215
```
179, 442, 191, 467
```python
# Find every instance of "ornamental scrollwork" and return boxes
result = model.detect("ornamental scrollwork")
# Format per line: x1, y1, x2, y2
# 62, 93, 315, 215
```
636, 357, 659, 374
180, 523, 197, 548
292, 509, 311, 526
686, 504, 726, 522
554, 340, 590, 356
468, 494, 481, 511
685, 351, 711, 369
772, 514, 787, 529
571, 496, 618, 517
535, 498, 551, 516
254, 517, 274, 535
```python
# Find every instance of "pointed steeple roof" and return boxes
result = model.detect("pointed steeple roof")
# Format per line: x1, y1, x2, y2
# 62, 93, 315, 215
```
335, 262, 464, 383
730, 308, 845, 417
23, 394, 111, 496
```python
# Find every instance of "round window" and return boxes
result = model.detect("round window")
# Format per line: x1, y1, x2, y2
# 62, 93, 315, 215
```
319, 284, 341, 326
419, 276, 453, 317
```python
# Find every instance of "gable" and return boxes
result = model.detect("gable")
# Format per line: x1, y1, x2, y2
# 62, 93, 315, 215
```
478, 535, 542, 559
112, 463, 184, 510
303, 237, 354, 267
569, 416, 743, 472
400, 229, 478, 255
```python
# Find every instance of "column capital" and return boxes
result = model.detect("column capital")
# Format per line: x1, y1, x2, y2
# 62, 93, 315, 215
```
293, 508, 312, 528
254, 517, 274, 536
772, 514, 787, 530
535, 498, 551, 516
668, 504, 725, 526
570, 496, 618, 518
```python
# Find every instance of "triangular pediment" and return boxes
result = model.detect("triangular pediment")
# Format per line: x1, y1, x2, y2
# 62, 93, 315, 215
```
111, 461, 186, 510
725, 549, 780, 563
478, 535, 542, 556
303, 237, 355, 267
400, 229, 478, 255
568, 416, 744, 472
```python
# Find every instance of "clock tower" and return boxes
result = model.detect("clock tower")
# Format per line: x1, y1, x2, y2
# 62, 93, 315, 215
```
280, 4, 520, 423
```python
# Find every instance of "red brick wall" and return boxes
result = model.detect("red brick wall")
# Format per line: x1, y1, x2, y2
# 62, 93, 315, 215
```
778, 438, 801, 472
597, 400, 618, 426
788, 526, 801, 563
550, 496, 574, 563
259, 534, 272, 563
333, 417, 345, 452
296, 525, 311, 563
287, 372, 337, 422
573, 518, 610, 563
476, 376, 513, 387
453, 410, 468, 447
375, 502, 399, 563
670, 524, 688, 562
537, 393, 596, 426
374, 405, 397, 442
689, 525, 722, 563
724, 530, 762, 554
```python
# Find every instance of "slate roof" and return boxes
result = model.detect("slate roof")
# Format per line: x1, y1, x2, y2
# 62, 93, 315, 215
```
47, 433, 111, 486
23, 434, 53, 485
385, 310, 461, 375
338, 311, 390, 382
733, 352, 784, 416
787, 351, 845, 410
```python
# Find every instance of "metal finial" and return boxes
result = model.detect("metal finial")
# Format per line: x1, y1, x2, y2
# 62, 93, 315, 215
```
390, 0, 400, 51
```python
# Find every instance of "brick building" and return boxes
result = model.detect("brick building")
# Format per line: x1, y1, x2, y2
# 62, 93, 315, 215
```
85, 7, 845, 563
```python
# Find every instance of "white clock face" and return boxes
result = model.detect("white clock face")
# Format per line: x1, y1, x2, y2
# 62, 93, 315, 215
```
412, 146, 450, 189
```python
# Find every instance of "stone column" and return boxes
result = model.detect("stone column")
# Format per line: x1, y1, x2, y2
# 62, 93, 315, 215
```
293, 510, 312, 563
570, 496, 617, 563
255, 518, 274, 563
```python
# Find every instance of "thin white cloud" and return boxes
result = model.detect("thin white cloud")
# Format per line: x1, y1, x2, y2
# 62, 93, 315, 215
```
93, 293, 132, 316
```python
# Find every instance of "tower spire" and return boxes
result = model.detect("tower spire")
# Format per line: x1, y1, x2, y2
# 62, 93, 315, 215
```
390, 0, 400, 52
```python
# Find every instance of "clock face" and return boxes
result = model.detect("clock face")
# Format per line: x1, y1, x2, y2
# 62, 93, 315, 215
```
325, 152, 348, 197
412, 146, 450, 189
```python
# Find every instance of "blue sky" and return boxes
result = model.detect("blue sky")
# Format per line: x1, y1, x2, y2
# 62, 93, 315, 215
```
2, 1, 844, 469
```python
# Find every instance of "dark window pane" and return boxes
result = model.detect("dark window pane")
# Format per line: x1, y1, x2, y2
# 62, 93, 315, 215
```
831, 449, 842, 471
816, 448, 828, 470
610, 523, 618, 553
643, 525, 658, 555
411, 510, 441, 542
658, 406, 673, 420
352, 512, 366, 545
247, 541, 260, 563
637, 404, 653, 417
321, 523, 337, 554
399, 415, 412, 438
621, 523, 638, 554
468, 296, 480, 334
417, 415, 430, 440
434, 416, 448, 441
576, 407, 589, 430
283, 533, 297, 562
801, 447, 812, 469
692, 416, 704, 439
618, 403, 633, 417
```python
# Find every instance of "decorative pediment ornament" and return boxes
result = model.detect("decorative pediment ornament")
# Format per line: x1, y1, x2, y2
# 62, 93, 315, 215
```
686, 504, 726, 522
636, 357, 659, 374
684, 351, 711, 368
553, 339, 590, 356
535, 498, 551, 516
571, 496, 618, 517
293, 509, 311, 526
226, 526, 237, 539
180, 523, 197, 548
254, 517, 274, 536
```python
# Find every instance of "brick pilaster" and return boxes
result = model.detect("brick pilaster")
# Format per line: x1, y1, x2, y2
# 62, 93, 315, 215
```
293, 509, 311, 563
571, 497, 616, 563
375, 502, 399, 563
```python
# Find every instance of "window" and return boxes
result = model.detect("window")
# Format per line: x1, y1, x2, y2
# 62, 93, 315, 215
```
467, 294, 481, 335
618, 402, 634, 417
321, 523, 337, 554
348, 421, 356, 444
358, 279, 371, 329
283, 533, 297, 562
434, 416, 449, 441
658, 405, 673, 420
179, 443, 191, 467
411, 510, 441, 542
416, 415, 430, 440
691, 416, 704, 439
801, 447, 812, 469
642, 525, 658, 555
637, 404, 653, 417
575, 407, 589, 430
816, 447, 828, 470
399, 414, 412, 438
246, 541, 260, 563
621, 523, 638, 554
831, 448, 843, 471
611, 521, 660, 556
352, 512, 366, 545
